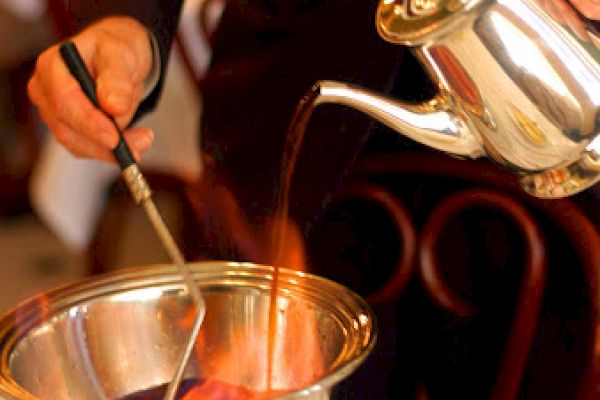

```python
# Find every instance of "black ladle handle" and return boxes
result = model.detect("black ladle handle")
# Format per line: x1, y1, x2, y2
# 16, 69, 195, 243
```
59, 41, 136, 170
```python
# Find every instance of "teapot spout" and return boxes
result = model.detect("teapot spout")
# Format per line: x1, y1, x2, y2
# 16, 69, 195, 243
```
314, 80, 483, 159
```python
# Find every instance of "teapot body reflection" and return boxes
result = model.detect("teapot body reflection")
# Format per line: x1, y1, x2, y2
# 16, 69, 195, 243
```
312, 0, 600, 197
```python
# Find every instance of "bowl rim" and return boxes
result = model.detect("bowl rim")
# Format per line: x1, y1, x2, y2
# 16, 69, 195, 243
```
0, 261, 377, 400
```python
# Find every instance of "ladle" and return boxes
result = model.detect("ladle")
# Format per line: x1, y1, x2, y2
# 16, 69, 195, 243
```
59, 41, 205, 400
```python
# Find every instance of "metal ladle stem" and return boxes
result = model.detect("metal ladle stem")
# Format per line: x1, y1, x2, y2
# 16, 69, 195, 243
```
59, 41, 205, 400
141, 195, 206, 400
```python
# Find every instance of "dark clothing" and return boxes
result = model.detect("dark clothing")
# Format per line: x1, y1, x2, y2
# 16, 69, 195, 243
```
200, 0, 406, 236
66, 0, 408, 236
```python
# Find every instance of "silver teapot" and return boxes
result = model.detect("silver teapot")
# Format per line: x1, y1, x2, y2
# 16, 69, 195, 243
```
313, 0, 600, 197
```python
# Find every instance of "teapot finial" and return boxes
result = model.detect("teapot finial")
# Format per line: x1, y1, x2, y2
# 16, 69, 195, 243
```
377, 0, 485, 45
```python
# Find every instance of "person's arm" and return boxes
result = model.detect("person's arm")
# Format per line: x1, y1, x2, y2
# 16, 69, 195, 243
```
28, 2, 183, 163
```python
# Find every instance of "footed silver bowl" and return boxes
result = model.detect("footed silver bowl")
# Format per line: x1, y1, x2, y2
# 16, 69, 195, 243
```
0, 262, 375, 399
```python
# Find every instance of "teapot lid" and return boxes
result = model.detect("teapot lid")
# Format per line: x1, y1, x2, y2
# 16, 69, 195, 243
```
377, 0, 486, 45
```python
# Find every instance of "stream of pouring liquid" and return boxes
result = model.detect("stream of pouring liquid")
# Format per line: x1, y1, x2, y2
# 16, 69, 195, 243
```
266, 87, 320, 390
113, 85, 320, 400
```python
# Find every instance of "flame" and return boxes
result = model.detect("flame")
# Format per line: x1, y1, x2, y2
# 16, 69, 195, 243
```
186, 296, 324, 397
181, 379, 260, 399
181, 214, 324, 398
182, 174, 326, 398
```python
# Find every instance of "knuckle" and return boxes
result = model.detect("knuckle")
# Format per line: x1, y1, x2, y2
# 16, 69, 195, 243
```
61, 78, 82, 98
99, 34, 138, 77
96, 31, 115, 52
50, 94, 67, 117
83, 106, 97, 122
53, 82, 80, 117
98, 35, 124, 60
81, 108, 102, 131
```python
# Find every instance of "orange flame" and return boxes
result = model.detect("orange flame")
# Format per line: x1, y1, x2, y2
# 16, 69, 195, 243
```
181, 173, 326, 398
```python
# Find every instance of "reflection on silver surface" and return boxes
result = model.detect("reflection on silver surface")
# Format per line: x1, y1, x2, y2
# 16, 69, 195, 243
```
308, 0, 600, 197
0, 263, 375, 400
315, 80, 482, 158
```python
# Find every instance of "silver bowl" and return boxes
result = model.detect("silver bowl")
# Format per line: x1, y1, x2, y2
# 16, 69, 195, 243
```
0, 262, 375, 399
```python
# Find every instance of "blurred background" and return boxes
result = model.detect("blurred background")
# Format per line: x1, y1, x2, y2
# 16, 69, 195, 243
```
0, 0, 213, 313
1, 2, 600, 398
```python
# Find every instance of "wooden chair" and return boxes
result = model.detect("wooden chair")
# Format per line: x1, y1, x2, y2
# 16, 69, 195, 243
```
309, 152, 600, 399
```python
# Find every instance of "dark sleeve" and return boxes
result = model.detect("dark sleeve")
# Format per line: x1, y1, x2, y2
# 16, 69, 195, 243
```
200, 0, 405, 239
60, 0, 184, 117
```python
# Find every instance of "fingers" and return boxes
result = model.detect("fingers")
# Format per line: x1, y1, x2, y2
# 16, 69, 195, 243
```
556, 0, 592, 40
52, 122, 117, 163
51, 122, 153, 163
28, 16, 154, 163
569, 0, 600, 20
124, 127, 155, 161
542, 0, 566, 25
541, 0, 599, 40
28, 48, 120, 152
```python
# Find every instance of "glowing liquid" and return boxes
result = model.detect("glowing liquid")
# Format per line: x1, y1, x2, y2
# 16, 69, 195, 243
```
119, 379, 199, 400
119, 379, 282, 400
266, 87, 320, 388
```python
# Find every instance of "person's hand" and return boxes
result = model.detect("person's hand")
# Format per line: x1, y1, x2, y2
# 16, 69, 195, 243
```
569, 0, 600, 20
539, 0, 599, 42
28, 16, 155, 163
